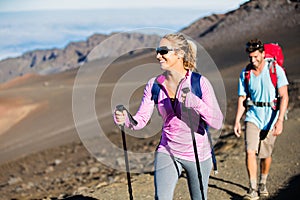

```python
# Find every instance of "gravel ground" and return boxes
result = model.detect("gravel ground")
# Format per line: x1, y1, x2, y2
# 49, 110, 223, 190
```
1, 108, 299, 200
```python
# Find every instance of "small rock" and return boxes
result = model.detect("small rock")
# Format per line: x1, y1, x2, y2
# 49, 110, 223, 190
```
77, 186, 88, 193
96, 182, 108, 188
58, 194, 69, 199
21, 182, 35, 190
54, 159, 62, 166
45, 166, 54, 173
89, 166, 99, 174
43, 81, 49, 86
116, 157, 125, 167
8, 176, 23, 185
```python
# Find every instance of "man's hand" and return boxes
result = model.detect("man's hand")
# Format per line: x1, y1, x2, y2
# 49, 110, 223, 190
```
234, 96, 246, 138
273, 119, 283, 136
234, 121, 242, 138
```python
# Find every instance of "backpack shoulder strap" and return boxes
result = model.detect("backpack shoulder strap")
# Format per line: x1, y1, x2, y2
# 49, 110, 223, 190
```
268, 60, 279, 97
152, 72, 203, 104
244, 63, 252, 97
268, 60, 277, 88
151, 79, 161, 104
191, 72, 202, 99
191, 72, 218, 173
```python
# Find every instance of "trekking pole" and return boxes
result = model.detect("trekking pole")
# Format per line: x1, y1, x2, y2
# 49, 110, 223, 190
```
207, 130, 218, 175
182, 88, 205, 200
116, 105, 136, 200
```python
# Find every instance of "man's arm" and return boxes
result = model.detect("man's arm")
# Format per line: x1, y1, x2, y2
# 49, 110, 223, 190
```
273, 85, 289, 136
234, 95, 247, 137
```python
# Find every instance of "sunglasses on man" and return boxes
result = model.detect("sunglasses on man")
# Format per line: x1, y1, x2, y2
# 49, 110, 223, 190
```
246, 42, 263, 49
156, 46, 174, 55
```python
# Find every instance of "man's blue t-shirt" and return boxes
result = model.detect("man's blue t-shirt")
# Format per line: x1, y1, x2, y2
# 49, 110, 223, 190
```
238, 59, 289, 130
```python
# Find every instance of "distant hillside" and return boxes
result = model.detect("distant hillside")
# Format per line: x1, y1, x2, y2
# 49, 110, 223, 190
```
183, 0, 299, 45
0, 0, 299, 83
0, 33, 160, 83
182, 0, 300, 72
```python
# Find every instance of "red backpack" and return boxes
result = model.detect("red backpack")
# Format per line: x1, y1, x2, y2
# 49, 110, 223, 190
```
245, 43, 285, 92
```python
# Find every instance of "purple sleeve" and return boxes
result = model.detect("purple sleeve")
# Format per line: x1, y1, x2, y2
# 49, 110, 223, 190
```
124, 78, 156, 130
185, 76, 223, 129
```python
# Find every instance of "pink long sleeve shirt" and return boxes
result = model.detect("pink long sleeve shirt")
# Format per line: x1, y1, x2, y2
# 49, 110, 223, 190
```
122, 71, 223, 162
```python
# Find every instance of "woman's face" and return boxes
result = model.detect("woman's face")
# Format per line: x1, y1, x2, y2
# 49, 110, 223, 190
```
156, 38, 180, 71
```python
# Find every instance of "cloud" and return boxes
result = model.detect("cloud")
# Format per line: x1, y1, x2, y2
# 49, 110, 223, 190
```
0, 0, 248, 12
0, 8, 211, 60
0, 0, 249, 60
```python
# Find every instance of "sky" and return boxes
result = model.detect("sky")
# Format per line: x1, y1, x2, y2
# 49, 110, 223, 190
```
0, 0, 249, 12
0, 0, 249, 61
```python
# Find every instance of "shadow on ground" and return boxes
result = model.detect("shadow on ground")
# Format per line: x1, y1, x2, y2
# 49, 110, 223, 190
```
209, 176, 247, 200
268, 174, 300, 200
63, 195, 98, 200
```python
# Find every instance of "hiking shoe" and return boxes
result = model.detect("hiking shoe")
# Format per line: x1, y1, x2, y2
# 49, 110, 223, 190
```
258, 183, 269, 197
243, 188, 259, 200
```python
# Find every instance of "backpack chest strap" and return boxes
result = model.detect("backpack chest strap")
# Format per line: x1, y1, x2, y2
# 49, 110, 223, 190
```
245, 98, 279, 110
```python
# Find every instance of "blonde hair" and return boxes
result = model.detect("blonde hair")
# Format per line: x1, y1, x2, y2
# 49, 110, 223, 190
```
163, 33, 197, 71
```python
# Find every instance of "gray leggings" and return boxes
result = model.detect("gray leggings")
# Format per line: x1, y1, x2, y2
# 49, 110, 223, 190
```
154, 152, 212, 200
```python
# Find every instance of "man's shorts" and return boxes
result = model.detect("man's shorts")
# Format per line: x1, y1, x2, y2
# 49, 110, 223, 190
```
245, 122, 277, 158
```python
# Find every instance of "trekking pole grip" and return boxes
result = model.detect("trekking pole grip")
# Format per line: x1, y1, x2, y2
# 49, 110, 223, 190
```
116, 105, 126, 127
182, 87, 190, 94
182, 87, 190, 111
116, 105, 138, 126
116, 104, 125, 112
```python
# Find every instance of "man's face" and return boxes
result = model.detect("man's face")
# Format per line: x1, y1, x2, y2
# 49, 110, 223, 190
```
249, 50, 265, 69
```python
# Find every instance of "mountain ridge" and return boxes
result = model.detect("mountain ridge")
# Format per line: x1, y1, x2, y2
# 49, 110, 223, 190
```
1, 0, 299, 84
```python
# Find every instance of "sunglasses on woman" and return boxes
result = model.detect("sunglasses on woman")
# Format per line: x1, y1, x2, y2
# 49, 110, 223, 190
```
156, 46, 174, 55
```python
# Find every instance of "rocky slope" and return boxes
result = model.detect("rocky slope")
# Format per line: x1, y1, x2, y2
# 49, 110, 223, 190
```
0, 33, 160, 83
1, 0, 299, 83
182, 0, 300, 70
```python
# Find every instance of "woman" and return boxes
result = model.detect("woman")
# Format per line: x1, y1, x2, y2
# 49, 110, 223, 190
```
114, 33, 223, 200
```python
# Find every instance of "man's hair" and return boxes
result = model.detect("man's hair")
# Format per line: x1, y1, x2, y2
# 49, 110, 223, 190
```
245, 39, 264, 53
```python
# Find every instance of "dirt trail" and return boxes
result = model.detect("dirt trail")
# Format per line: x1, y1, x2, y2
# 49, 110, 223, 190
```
77, 109, 300, 200
0, 110, 299, 200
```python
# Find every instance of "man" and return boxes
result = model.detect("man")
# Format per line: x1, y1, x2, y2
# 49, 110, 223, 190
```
233, 39, 289, 200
